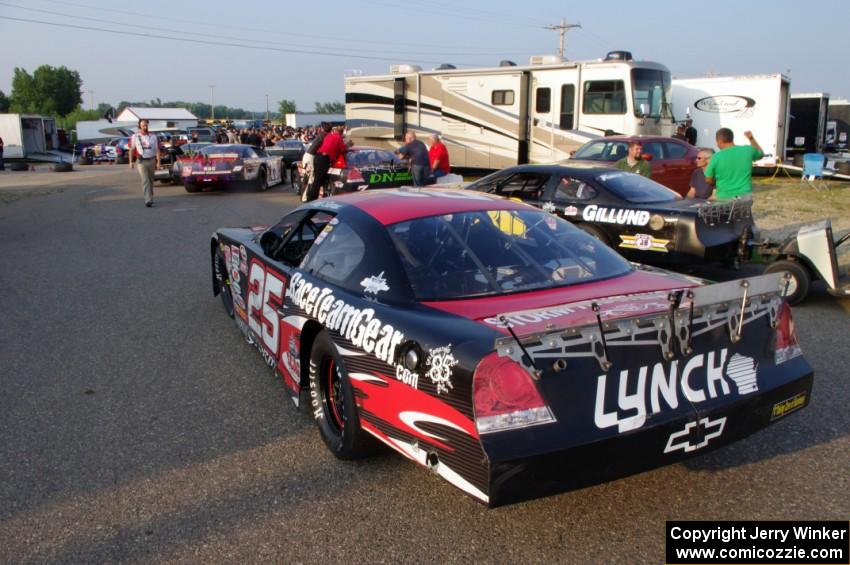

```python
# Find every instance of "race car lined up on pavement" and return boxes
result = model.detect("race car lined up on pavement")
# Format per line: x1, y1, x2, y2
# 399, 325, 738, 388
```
155, 142, 212, 184
80, 137, 131, 164
210, 188, 812, 506
567, 135, 699, 195
265, 140, 306, 181
293, 146, 418, 196
181, 144, 283, 193
466, 163, 753, 267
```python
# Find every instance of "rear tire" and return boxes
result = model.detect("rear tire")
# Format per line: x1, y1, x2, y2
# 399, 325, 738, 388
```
185, 183, 200, 193
52, 162, 73, 172
255, 167, 268, 191
309, 330, 376, 459
765, 259, 811, 305
577, 223, 611, 247
213, 249, 235, 318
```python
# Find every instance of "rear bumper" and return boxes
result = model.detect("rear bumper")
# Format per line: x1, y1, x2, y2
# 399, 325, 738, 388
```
485, 371, 813, 507
183, 173, 236, 185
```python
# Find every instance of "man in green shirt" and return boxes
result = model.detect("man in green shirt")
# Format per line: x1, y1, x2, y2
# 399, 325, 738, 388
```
614, 140, 652, 178
704, 128, 763, 200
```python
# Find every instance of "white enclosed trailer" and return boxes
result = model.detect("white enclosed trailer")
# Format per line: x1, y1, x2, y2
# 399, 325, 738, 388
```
345, 51, 676, 170
671, 74, 791, 166
284, 113, 345, 128
0, 113, 61, 159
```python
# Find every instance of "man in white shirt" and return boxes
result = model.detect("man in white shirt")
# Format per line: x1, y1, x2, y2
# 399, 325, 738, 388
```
128, 119, 160, 207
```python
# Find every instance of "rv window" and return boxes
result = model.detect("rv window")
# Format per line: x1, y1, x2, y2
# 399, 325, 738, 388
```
560, 85, 576, 129
492, 90, 515, 106
535, 88, 551, 113
631, 69, 672, 119
582, 80, 626, 115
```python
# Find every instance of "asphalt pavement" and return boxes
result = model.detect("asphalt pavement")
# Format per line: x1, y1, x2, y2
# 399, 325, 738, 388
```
0, 167, 847, 564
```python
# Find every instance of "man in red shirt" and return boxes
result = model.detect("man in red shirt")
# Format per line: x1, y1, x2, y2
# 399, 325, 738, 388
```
428, 134, 450, 178
306, 123, 347, 201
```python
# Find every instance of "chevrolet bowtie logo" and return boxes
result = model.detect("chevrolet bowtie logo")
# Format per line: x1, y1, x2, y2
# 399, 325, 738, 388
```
663, 416, 726, 454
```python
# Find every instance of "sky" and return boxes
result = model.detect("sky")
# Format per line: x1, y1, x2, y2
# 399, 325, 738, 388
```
1, 0, 848, 113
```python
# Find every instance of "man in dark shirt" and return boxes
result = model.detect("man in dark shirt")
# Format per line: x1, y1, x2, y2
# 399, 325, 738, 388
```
395, 131, 431, 186
684, 119, 697, 146
686, 148, 715, 199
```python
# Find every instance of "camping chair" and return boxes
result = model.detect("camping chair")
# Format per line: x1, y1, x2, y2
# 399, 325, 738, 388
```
801, 153, 834, 190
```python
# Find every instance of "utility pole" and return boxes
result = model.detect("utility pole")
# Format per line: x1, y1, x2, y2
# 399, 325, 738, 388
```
265, 94, 270, 122
544, 18, 581, 59
208, 84, 216, 121
86, 90, 95, 110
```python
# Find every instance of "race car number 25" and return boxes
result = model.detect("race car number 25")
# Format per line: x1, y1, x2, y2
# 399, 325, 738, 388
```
247, 261, 287, 357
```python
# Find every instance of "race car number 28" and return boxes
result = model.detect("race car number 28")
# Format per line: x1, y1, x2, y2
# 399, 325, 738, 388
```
247, 261, 287, 357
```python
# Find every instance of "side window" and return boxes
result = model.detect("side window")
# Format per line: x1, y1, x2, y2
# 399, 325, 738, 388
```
497, 173, 550, 200
555, 177, 598, 201
492, 90, 515, 106
664, 142, 688, 159
535, 87, 551, 113
582, 80, 626, 114
469, 172, 512, 193
301, 222, 366, 289
269, 211, 334, 266
642, 142, 664, 161
560, 84, 575, 129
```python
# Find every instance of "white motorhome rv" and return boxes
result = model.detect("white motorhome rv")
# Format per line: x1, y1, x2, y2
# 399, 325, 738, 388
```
0, 113, 61, 160
345, 51, 675, 170
671, 74, 790, 167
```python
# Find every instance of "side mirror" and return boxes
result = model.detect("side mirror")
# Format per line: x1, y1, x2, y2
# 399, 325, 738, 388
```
641, 153, 654, 162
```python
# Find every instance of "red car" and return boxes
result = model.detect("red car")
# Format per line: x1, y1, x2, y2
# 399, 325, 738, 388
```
567, 135, 698, 196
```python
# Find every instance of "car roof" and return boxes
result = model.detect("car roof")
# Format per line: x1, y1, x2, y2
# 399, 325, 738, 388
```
490, 163, 621, 178
584, 135, 685, 143
312, 187, 531, 225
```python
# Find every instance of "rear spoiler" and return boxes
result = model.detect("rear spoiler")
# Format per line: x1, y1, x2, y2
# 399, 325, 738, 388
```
495, 273, 785, 376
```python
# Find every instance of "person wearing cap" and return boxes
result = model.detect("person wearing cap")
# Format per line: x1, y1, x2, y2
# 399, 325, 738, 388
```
614, 140, 651, 178
128, 119, 160, 207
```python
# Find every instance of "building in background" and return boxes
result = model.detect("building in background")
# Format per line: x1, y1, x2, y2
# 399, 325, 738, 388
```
115, 107, 198, 131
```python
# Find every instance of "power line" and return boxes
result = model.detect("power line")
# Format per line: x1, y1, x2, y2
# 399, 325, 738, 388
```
1, 1, 550, 57
0, 15, 491, 66
31, 0, 543, 51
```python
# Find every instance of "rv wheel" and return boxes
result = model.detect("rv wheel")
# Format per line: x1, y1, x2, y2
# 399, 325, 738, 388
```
53, 162, 73, 172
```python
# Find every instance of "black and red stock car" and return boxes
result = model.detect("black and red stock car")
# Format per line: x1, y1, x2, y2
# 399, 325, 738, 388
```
211, 188, 813, 506
467, 164, 753, 267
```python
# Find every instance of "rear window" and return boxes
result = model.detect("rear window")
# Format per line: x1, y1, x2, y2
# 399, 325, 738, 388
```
387, 209, 631, 300
201, 145, 252, 158
595, 171, 680, 203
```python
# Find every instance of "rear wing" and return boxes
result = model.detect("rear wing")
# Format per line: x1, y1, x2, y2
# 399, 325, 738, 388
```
495, 273, 785, 376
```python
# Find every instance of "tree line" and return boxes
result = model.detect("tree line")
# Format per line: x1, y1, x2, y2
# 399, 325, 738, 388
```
2, 65, 345, 126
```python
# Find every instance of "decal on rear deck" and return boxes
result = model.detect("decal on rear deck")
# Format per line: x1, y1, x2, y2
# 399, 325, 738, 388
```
594, 348, 757, 434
